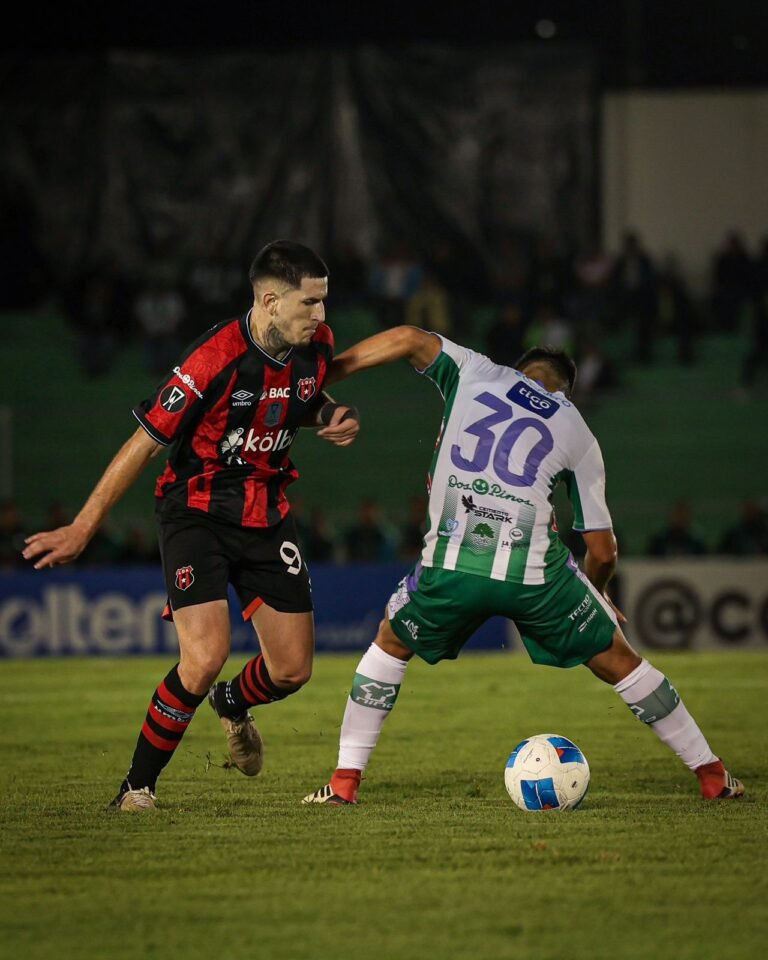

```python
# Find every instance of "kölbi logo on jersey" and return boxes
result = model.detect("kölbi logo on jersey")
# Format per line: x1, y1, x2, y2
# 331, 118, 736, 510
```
506, 381, 560, 418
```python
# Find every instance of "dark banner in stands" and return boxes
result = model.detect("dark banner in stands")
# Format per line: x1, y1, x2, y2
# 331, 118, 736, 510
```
0, 565, 512, 658
0, 46, 594, 294
620, 560, 768, 652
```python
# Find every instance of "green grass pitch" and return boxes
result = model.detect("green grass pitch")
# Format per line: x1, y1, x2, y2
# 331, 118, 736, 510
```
1, 651, 765, 960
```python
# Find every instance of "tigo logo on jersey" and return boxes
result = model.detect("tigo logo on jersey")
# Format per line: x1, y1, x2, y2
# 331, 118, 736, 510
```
175, 566, 195, 591
296, 377, 317, 401
507, 381, 560, 418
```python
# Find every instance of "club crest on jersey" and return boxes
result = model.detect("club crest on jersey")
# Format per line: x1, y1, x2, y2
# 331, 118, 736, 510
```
175, 566, 195, 591
296, 376, 317, 402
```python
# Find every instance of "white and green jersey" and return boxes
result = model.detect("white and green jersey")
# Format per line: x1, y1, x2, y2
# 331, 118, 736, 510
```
419, 337, 612, 585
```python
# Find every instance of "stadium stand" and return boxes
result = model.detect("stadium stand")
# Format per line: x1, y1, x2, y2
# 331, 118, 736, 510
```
2, 306, 767, 556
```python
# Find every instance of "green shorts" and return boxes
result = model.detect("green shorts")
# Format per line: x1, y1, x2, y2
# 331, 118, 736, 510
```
386, 558, 616, 668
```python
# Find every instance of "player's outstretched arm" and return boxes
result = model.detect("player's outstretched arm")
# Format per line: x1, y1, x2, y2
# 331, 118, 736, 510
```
327, 326, 442, 385
22, 427, 162, 569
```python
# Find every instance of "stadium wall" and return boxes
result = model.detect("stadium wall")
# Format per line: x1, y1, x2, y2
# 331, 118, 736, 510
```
602, 89, 768, 293
1, 560, 766, 658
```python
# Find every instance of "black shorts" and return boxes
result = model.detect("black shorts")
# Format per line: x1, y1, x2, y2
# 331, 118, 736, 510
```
158, 512, 312, 620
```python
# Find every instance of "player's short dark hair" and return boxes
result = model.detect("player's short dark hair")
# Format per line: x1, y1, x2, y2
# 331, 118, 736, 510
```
514, 346, 577, 395
249, 240, 328, 289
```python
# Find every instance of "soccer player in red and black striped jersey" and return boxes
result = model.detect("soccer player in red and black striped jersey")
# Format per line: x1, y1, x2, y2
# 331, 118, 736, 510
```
23, 240, 360, 811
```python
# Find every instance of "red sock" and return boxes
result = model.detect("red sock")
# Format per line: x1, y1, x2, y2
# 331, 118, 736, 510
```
330, 768, 362, 803
695, 759, 725, 799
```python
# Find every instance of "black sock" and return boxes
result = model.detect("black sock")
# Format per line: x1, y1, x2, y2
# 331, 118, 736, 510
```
120, 664, 206, 793
213, 653, 292, 719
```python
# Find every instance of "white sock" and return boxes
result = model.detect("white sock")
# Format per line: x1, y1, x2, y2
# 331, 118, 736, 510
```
613, 660, 717, 770
337, 643, 409, 772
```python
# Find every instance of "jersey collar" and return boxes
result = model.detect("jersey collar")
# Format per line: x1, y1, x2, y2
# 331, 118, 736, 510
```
241, 309, 294, 369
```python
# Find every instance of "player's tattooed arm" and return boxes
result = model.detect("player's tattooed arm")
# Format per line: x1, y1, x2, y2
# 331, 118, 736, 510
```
22, 427, 162, 569
327, 326, 441, 383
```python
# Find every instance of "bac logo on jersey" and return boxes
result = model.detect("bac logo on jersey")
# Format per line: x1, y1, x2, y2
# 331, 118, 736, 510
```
160, 384, 188, 414
296, 377, 317, 402
260, 387, 290, 400
506, 381, 560, 419
175, 566, 195, 591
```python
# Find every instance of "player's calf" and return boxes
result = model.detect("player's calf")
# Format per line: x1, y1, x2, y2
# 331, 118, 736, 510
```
613, 659, 745, 798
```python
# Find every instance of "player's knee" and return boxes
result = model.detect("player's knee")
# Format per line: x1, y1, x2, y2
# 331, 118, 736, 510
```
586, 630, 641, 684
269, 663, 312, 693
375, 618, 412, 660
181, 649, 228, 689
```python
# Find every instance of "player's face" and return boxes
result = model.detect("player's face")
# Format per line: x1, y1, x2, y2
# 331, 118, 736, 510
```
275, 276, 328, 346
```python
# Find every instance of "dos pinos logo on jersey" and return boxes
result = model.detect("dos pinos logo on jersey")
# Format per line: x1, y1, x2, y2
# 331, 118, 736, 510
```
507, 381, 560, 419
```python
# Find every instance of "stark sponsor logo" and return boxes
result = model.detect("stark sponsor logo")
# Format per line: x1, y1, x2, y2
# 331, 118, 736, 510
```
461, 494, 513, 524
175, 566, 195, 591
296, 376, 317, 401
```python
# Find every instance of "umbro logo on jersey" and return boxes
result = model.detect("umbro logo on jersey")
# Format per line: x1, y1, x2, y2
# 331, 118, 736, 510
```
232, 389, 254, 407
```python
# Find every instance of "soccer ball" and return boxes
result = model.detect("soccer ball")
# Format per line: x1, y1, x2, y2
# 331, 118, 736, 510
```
504, 734, 590, 812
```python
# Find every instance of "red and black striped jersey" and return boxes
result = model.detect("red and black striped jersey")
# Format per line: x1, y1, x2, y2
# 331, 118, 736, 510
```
133, 312, 334, 528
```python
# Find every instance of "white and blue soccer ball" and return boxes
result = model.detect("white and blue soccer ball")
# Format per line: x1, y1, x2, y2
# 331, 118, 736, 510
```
504, 734, 590, 812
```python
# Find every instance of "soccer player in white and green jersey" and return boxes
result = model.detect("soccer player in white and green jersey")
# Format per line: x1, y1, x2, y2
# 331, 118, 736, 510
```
303, 327, 744, 805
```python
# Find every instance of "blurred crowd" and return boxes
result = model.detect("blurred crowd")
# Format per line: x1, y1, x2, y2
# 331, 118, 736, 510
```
5, 225, 768, 403
3, 227, 767, 572
3, 494, 768, 571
